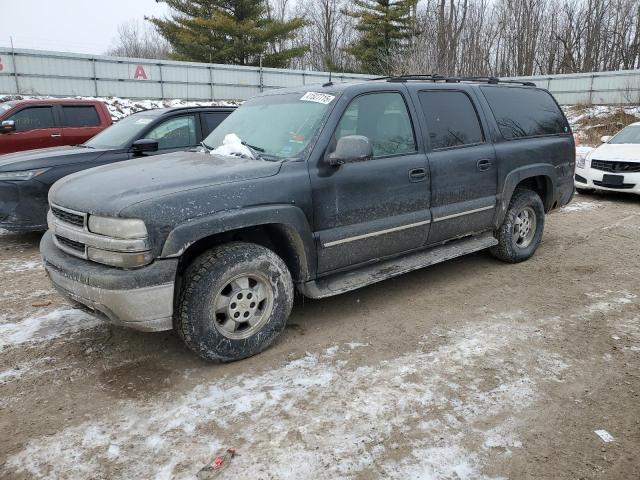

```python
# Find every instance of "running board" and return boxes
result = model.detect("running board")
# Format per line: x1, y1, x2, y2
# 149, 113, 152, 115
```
299, 232, 498, 299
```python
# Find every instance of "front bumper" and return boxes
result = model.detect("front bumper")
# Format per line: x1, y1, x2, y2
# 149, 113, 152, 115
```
575, 165, 640, 194
0, 180, 49, 231
40, 231, 177, 332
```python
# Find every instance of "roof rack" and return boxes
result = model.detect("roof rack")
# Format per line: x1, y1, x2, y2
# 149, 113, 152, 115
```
370, 74, 536, 87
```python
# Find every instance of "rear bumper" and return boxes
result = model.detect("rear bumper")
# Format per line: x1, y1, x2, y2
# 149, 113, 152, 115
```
40, 231, 177, 332
0, 180, 48, 231
575, 166, 640, 194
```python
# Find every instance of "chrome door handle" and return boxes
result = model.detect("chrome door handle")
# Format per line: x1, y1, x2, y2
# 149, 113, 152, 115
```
51, 134, 62, 138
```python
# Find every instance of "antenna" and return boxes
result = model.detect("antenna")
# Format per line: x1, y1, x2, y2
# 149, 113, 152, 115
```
323, 70, 333, 88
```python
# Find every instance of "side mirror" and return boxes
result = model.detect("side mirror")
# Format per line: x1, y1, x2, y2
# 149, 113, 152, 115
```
601, 135, 612, 143
132, 138, 159, 154
0, 120, 16, 133
328, 135, 373, 166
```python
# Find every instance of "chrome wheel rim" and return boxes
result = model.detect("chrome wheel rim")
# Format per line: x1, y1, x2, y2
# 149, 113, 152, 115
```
212, 272, 274, 340
513, 206, 537, 249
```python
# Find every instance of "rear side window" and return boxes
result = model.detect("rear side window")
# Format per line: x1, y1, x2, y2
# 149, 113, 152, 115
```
418, 91, 484, 149
62, 106, 101, 127
202, 112, 228, 136
8, 107, 55, 132
481, 87, 569, 139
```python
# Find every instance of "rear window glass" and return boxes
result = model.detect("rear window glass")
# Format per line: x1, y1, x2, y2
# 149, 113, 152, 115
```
202, 112, 228, 136
62, 105, 101, 127
481, 87, 569, 139
418, 91, 484, 149
8, 107, 55, 131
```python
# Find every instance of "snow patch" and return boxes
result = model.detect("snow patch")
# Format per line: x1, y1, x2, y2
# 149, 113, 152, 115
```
1, 94, 239, 121
0, 308, 101, 350
561, 202, 598, 213
6, 315, 550, 480
1, 259, 42, 273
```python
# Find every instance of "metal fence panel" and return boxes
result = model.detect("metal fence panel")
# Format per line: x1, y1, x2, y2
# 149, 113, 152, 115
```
0, 48, 373, 101
511, 70, 640, 104
3, 47, 638, 104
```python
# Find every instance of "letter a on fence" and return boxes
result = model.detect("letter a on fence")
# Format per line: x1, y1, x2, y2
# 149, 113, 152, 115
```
133, 65, 148, 80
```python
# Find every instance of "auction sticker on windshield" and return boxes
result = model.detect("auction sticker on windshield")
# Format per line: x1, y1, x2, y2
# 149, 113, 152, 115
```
300, 92, 335, 105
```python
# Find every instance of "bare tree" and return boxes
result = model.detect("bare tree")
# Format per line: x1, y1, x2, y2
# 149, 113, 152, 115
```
106, 20, 171, 59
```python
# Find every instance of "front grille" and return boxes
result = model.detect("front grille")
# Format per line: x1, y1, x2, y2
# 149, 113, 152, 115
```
575, 174, 587, 183
51, 206, 85, 227
591, 159, 640, 173
593, 180, 636, 189
55, 235, 85, 252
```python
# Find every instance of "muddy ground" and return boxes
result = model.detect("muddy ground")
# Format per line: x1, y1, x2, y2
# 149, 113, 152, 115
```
0, 192, 639, 479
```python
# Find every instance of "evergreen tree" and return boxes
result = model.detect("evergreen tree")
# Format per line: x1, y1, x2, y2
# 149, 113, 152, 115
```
345, 0, 418, 75
150, 0, 307, 67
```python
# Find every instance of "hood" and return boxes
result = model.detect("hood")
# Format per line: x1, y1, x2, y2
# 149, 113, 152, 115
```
590, 143, 640, 162
0, 146, 107, 172
49, 151, 282, 215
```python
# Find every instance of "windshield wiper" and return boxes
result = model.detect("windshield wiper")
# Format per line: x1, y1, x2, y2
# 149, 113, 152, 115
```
241, 141, 265, 152
200, 141, 213, 151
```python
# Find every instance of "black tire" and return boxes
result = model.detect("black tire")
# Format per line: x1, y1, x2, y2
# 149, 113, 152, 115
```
175, 242, 294, 362
490, 188, 545, 263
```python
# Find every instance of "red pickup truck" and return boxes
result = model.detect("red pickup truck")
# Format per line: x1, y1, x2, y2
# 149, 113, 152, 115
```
0, 99, 112, 155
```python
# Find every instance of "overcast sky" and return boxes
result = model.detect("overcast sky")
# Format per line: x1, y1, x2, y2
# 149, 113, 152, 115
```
0, 0, 171, 54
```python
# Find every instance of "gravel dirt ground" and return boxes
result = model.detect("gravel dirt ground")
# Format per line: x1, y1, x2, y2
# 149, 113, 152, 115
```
0, 192, 639, 480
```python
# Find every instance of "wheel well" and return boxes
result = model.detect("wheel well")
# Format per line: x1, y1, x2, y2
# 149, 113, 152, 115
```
516, 175, 554, 211
175, 224, 310, 283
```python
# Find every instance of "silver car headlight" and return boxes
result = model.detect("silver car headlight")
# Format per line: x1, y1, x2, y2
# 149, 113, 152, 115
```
88, 215, 148, 239
0, 168, 50, 181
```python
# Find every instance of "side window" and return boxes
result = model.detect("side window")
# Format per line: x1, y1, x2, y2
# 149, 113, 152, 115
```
8, 107, 55, 132
62, 106, 101, 127
202, 112, 227, 136
147, 116, 197, 150
481, 86, 569, 139
419, 91, 484, 149
333, 92, 416, 157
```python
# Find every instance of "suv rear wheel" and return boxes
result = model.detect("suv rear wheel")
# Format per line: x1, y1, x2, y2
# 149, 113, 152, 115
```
175, 242, 294, 362
491, 188, 545, 263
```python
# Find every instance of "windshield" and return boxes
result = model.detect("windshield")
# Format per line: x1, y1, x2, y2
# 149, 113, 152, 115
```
608, 125, 640, 144
85, 113, 156, 149
203, 92, 336, 159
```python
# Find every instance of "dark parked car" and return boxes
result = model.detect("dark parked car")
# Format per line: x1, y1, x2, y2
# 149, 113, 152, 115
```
42, 76, 575, 362
0, 99, 112, 154
0, 105, 235, 231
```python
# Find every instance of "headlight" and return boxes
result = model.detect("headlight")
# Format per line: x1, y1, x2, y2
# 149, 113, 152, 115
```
88, 215, 148, 239
87, 247, 153, 269
0, 168, 50, 181
576, 155, 586, 169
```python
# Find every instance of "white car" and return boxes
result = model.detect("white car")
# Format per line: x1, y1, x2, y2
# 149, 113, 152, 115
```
575, 122, 640, 195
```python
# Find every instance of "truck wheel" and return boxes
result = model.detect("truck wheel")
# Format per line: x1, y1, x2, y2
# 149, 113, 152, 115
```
175, 242, 294, 362
491, 188, 545, 263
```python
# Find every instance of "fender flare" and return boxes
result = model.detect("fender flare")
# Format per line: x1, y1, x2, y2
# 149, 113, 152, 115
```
160, 204, 317, 280
495, 163, 556, 226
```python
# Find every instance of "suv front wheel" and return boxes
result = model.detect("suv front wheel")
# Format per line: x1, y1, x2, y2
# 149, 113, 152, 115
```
491, 188, 545, 263
175, 242, 294, 362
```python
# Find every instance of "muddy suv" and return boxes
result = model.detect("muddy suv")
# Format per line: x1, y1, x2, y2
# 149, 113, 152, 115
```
41, 76, 575, 361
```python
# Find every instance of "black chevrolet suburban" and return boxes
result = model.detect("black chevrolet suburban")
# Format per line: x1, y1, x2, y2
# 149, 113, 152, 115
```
41, 76, 575, 361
